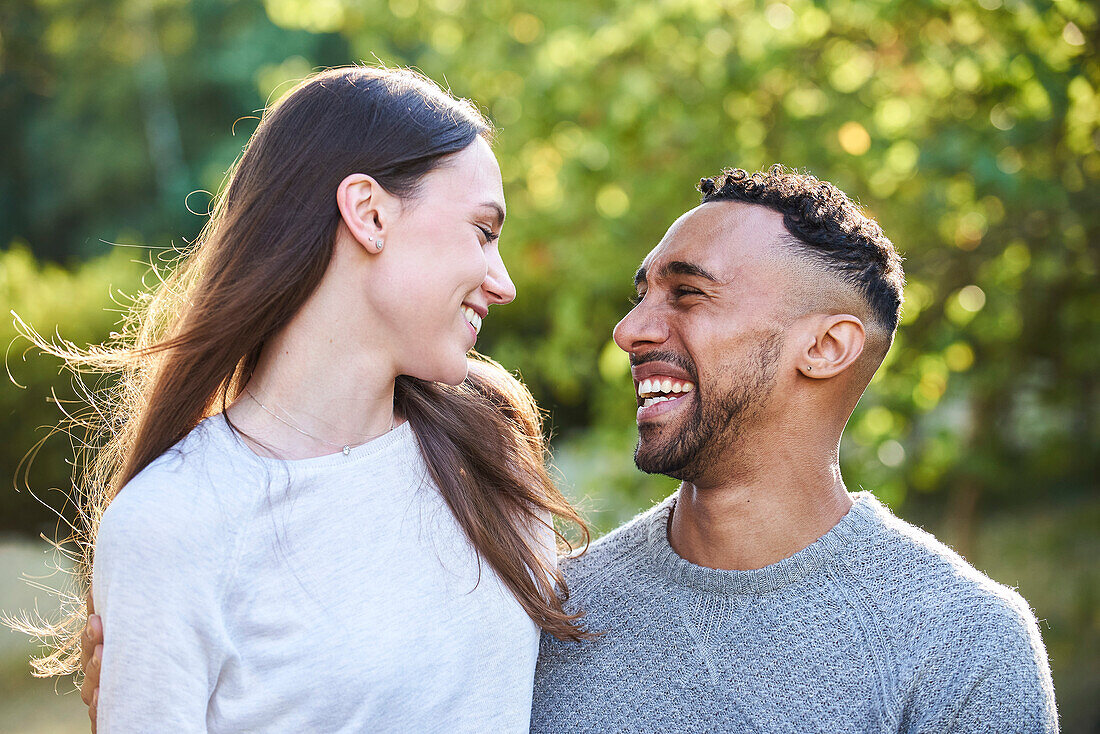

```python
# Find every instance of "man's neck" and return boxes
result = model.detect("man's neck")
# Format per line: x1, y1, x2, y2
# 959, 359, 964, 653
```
668, 459, 853, 571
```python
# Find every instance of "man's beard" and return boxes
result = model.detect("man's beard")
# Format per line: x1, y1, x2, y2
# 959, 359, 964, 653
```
633, 333, 782, 482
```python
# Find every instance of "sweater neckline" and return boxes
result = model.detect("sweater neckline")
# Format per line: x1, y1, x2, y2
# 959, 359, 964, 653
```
644, 491, 883, 595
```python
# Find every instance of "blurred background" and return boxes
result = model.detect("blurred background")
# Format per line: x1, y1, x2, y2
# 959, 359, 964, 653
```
1, 0, 1096, 730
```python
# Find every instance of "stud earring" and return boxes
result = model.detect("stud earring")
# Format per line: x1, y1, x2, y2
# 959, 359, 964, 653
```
807, 366, 813, 371
375, 239, 384, 251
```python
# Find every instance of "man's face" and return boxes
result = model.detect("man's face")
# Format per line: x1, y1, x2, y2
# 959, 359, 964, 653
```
613, 201, 795, 482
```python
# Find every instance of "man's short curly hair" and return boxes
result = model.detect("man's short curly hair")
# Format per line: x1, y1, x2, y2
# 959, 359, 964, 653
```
699, 165, 905, 336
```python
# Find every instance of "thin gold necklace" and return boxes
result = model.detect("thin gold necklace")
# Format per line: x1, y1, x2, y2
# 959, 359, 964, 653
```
243, 387, 396, 456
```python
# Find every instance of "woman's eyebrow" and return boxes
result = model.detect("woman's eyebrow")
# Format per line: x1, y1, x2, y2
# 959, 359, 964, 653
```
478, 201, 505, 228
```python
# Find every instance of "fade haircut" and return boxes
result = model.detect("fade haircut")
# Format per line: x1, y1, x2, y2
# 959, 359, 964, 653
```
699, 165, 905, 337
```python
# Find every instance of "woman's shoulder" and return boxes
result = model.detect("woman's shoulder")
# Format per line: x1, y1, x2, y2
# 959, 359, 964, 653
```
93, 419, 248, 630
98, 417, 254, 552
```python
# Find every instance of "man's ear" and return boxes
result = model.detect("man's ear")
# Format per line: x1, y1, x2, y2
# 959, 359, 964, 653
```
335, 174, 396, 253
797, 314, 866, 379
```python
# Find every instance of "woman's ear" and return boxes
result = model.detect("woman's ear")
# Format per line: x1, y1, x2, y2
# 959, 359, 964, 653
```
797, 314, 866, 379
335, 174, 392, 253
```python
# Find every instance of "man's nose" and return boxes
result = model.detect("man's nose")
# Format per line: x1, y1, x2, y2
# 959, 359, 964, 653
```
613, 298, 668, 354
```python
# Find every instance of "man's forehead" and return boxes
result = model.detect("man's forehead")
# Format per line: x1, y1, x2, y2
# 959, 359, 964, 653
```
639, 201, 788, 278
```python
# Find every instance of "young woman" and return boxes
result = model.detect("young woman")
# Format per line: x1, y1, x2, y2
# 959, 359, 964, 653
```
26, 66, 588, 731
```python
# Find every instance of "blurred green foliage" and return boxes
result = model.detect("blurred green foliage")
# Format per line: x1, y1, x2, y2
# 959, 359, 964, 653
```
0, 246, 146, 534
1, 0, 1097, 727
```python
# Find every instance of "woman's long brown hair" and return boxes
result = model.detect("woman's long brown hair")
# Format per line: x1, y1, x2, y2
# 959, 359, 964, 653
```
15, 66, 590, 677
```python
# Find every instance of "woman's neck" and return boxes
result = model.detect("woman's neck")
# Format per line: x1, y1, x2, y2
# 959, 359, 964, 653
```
226, 305, 400, 460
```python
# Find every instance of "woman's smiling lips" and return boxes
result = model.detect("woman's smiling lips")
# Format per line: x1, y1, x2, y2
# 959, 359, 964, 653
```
461, 303, 486, 344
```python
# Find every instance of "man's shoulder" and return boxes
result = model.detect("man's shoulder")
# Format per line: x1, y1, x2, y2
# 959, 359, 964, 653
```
853, 493, 1040, 634
854, 496, 1056, 728
559, 494, 673, 598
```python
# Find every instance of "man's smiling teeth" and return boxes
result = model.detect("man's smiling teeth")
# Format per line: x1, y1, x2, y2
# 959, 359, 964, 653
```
637, 378, 695, 407
461, 306, 482, 335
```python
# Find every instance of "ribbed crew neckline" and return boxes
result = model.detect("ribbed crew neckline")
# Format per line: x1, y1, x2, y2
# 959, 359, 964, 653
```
204, 412, 417, 473
644, 491, 883, 596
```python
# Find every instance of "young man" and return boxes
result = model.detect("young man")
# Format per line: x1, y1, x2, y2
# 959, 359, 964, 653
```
530, 166, 1058, 732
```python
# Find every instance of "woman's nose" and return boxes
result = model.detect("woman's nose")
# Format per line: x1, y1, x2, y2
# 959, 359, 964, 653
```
484, 247, 516, 305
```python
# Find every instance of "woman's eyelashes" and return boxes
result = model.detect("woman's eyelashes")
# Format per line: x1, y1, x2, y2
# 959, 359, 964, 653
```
476, 224, 499, 243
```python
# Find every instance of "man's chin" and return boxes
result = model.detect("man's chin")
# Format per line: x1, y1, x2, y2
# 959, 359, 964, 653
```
633, 440, 692, 479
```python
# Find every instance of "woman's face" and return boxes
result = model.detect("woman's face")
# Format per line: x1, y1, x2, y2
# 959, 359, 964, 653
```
371, 136, 515, 384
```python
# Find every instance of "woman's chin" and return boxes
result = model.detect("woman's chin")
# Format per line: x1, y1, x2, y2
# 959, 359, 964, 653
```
406, 359, 470, 387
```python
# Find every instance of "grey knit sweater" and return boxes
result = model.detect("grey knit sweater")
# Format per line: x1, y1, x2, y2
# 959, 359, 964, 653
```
531, 492, 1058, 733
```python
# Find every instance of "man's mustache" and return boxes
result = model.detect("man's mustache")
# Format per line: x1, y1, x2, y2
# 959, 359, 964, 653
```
629, 350, 698, 382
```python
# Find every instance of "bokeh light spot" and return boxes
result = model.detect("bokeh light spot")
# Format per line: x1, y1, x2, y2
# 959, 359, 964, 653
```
990, 104, 1015, 130
838, 121, 872, 155
264, 0, 345, 33
1062, 22, 1085, 47
598, 338, 630, 381
596, 184, 630, 219
878, 440, 906, 468
765, 3, 795, 30
885, 140, 920, 176
996, 147, 1024, 174
875, 98, 912, 135
431, 21, 464, 54
509, 13, 543, 44
389, 0, 417, 18
958, 285, 986, 312
944, 342, 975, 372
705, 28, 732, 55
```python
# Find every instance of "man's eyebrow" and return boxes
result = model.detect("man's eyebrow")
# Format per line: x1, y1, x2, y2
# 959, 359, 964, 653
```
660, 261, 720, 282
479, 202, 505, 228
634, 261, 720, 289
633, 260, 717, 290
